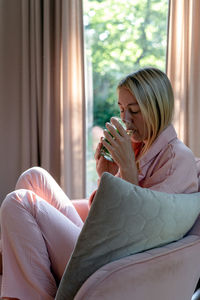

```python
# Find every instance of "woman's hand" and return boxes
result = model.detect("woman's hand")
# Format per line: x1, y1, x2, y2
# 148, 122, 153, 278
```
95, 140, 119, 178
102, 117, 138, 185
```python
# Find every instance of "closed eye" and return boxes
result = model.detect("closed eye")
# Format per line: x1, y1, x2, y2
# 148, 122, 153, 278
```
130, 110, 140, 114
119, 108, 140, 114
118, 104, 140, 114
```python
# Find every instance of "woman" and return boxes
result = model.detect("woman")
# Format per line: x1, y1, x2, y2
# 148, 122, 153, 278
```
93, 67, 198, 197
0, 67, 198, 300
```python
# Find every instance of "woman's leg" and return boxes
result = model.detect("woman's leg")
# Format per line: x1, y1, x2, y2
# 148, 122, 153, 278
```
0, 189, 83, 300
15, 167, 83, 228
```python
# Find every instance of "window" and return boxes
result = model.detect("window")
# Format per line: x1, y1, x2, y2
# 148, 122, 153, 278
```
83, 0, 169, 196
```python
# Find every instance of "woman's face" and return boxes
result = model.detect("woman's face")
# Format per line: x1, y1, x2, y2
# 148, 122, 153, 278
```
118, 86, 148, 143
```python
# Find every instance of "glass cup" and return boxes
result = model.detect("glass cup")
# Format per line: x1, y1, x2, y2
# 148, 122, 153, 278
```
100, 117, 127, 162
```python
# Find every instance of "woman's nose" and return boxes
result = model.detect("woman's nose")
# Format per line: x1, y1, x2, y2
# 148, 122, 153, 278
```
123, 110, 132, 126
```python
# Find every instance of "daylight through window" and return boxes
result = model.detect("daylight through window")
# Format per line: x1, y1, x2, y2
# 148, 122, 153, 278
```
83, 0, 169, 196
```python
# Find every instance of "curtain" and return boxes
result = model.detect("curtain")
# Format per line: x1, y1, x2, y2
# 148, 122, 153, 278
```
167, 0, 200, 157
0, 0, 85, 203
61, 0, 86, 199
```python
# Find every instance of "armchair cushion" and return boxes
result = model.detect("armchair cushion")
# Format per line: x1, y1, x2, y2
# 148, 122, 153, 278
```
56, 172, 200, 300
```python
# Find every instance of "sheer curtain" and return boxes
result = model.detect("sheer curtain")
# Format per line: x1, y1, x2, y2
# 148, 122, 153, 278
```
0, 0, 85, 203
167, 0, 200, 157
61, 0, 86, 199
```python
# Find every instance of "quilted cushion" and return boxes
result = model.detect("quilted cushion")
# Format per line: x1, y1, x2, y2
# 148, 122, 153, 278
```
55, 172, 200, 300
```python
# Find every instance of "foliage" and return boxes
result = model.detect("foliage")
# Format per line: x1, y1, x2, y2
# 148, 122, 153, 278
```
84, 0, 169, 128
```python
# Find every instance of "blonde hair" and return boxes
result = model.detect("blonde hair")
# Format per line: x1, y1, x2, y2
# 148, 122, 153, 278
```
117, 67, 174, 161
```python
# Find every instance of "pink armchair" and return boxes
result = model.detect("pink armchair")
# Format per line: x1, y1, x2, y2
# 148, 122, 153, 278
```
72, 199, 200, 300
0, 200, 200, 299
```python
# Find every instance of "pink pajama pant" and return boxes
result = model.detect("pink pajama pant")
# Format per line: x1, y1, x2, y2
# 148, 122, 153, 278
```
0, 167, 84, 300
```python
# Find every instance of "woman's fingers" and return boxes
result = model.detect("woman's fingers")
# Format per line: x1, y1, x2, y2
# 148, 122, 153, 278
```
105, 123, 117, 138
102, 138, 113, 153
94, 141, 103, 160
111, 117, 127, 137
103, 128, 117, 145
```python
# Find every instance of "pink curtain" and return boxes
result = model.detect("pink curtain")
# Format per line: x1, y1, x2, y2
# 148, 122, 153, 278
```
167, 0, 200, 157
0, 0, 86, 203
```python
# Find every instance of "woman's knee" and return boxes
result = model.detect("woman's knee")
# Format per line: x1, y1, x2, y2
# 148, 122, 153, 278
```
1, 190, 33, 218
1, 191, 23, 221
1, 189, 38, 230
15, 166, 47, 190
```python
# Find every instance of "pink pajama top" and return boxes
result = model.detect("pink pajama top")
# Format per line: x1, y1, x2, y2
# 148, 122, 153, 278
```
138, 124, 198, 193
89, 124, 199, 206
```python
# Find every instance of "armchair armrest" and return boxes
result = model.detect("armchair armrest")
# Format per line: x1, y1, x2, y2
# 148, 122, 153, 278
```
72, 199, 89, 222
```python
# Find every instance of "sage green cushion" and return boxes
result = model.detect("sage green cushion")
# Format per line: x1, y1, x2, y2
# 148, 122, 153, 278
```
55, 172, 200, 300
